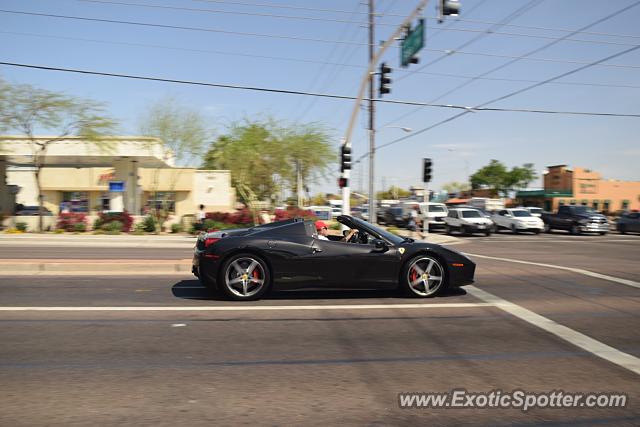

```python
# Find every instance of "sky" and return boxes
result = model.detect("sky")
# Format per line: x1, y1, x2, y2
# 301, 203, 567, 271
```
1, 0, 639, 196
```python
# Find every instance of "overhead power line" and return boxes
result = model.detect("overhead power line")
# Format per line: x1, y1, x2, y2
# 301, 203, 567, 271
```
3, 30, 640, 83
0, 61, 638, 119
374, 43, 640, 156
385, 0, 640, 128
75, 0, 640, 47
0, 9, 370, 46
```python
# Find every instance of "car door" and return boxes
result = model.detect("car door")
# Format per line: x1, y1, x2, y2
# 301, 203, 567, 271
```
630, 213, 640, 232
310, 237, 399, 288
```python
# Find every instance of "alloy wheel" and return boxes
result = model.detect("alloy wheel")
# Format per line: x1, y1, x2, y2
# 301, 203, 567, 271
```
407, 256, 445, 297
224, 257, 266, 298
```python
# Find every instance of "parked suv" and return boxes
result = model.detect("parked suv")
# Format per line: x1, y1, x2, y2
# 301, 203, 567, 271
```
492, 208, 544, 234
445, 208, 493, 236
541, 205, 609, 235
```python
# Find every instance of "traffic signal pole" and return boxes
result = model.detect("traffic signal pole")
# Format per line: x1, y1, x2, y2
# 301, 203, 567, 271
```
368, 0, 376, 224
340, 0, 429, 216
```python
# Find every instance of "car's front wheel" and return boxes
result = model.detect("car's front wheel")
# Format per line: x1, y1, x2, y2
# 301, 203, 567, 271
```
219, 253, 271, 301
401, 255, 446, 298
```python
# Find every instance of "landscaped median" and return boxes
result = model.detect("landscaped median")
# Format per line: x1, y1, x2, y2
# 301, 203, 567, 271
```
0, 259, 193, 276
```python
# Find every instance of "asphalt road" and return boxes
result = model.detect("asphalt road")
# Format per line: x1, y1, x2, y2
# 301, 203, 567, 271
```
0, 233, 639, 426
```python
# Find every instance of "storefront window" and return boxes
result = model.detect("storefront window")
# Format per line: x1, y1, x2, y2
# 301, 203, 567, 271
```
622, 200, 630, 210
61, 191, 89, 213
580, 200, 588, 206
100, 193, 110, 212
570, 200, 576, 205
558, 200, 565, 206
603, 200, 610, 212
592, 200, 599, 211
146, 192, 176, 213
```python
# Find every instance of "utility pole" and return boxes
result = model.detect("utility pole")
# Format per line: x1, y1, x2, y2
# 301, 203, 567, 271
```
368, 0, 376, 224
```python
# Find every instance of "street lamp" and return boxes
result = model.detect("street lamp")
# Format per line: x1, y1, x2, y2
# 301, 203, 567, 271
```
368, 125, 413, 224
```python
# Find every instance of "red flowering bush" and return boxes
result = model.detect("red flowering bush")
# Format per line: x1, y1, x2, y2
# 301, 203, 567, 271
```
274, 207, 317, 222
56, 213, 87, 232
228, 208, 254, 225
94, 211, 134, 232
205, 212, 230, 222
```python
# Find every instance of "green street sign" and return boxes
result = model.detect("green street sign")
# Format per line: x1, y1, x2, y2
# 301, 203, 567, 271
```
401, 18, 425, 67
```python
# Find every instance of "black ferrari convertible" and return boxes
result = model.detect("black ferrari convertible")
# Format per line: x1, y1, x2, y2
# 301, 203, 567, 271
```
192, 215, 475, 300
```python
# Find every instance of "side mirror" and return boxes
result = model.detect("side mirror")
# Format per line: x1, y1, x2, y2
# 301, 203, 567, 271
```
371, 239, 388, 253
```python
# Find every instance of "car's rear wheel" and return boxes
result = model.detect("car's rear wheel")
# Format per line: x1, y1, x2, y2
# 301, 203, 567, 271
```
219, 253, 270, 301
402, 255, 446, 298
445, 225, 452, 235
570, 224, 581, 235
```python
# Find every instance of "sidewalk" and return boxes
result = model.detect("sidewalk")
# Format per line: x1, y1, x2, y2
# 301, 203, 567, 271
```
0, 233, 197, 248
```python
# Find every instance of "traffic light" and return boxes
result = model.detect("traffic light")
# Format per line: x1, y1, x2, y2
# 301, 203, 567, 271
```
423, 158, 432, 183
378, 62, 392, 97
338, 177, 348, 189
340, 145, 351, 173
438, 0, 460, 22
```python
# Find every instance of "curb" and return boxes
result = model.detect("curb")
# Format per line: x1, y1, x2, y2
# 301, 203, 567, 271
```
0, 261, 193, 275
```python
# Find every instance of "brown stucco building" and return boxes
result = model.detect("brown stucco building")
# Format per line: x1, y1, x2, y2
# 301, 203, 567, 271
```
517, 165, 640, 213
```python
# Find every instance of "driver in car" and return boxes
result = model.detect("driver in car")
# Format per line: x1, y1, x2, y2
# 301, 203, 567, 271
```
342, 228, 358, 242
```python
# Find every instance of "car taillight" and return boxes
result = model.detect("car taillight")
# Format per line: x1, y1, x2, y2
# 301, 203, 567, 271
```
204, 237, 220, 248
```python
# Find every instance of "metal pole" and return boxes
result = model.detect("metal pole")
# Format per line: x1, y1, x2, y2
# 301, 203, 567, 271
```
368, 0, 376, 224
423, 182, 429, 240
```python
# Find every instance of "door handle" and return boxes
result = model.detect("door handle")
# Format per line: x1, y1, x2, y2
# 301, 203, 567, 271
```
312, 247, 323, 253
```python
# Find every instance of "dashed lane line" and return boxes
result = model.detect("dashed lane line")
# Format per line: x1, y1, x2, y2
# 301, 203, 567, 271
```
465, 253, 640, 289
467, 286, 640, 376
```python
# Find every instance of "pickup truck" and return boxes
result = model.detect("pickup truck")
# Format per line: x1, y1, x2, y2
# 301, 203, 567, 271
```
541, 205, 609, 235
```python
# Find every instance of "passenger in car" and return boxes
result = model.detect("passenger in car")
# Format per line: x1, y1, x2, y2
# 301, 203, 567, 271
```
315, 220, 329, 240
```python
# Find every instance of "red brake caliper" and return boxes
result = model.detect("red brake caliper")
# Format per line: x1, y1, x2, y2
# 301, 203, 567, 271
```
410, 267, 417, 283
252, 270, 260, 280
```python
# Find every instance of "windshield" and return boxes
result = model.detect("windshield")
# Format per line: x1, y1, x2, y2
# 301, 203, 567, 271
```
426, 205, 446, 213
528, 208, 542, 214
572, 206, 595, 215
512, 210, 532, 217
343, 216, 404, 245
461, 210, 482, 218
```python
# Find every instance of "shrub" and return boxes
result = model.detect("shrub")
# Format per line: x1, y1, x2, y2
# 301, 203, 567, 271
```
141, 215, 157, 232
205, 212, 230, 223
16, 222, 27, 232
274, 207, 317, 222
101, 220, 123, 234
329, 222, 342, 230
74, 222, 87, 233
56, 213, 87, 232
171, 223, 183, 233
228, 208, 254, 225
94, 211, 133, 232
54, 228, 65, 234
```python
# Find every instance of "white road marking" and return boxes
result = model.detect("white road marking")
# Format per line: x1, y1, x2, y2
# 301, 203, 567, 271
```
0, 303, 492, 311
467, 286, 640, 376
466, 253, 640, 289
171, 323, 187, 327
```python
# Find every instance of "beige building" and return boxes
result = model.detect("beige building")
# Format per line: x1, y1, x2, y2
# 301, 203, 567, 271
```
7, 167, 235, 217
1, 136, 235, 228
517, 165, 640, 213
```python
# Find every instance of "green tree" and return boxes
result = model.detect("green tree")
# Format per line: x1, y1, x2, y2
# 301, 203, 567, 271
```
202, 119, 335, 212
138, 96, 212, 231
376, 186, 411, 200
470, 160, 538, 197
0, 81, 115, 231
441, 181, 470, 194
